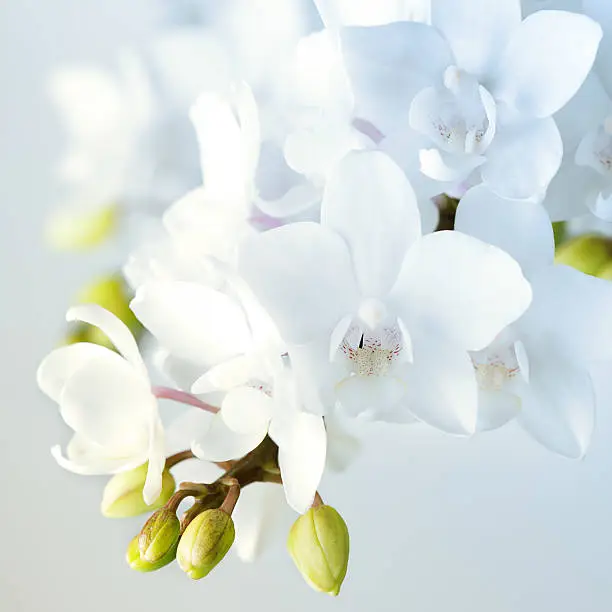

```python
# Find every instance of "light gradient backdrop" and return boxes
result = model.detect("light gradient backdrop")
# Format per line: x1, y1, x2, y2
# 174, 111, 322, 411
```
1, 2, 612, 610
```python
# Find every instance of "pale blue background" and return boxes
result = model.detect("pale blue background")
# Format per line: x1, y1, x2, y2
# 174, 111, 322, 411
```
1, 2, 612, 610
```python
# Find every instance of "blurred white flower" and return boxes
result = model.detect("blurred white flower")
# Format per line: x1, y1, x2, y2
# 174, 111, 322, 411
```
239, 150, 532, 433
456, 186, 612, 457
314, 0, 431, 26
37, 305, 165, 504
48, 30, 230, 250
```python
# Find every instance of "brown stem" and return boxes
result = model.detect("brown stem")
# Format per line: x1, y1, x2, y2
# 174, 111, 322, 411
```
219, 478, 240, 515
165, 449, 195, 469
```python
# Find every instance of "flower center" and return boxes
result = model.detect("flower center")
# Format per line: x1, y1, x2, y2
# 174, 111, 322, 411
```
471, 344, 522, 392
411, 66, 495, 157
576, 118, 612, 177
340, 324, 402, 377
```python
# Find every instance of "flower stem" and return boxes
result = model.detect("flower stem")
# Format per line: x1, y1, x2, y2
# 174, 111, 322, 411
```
166, 449, 195, 469
152, 386, 219, 414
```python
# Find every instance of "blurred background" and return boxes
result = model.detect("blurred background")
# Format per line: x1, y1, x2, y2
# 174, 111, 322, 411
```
2, 1, 612, 610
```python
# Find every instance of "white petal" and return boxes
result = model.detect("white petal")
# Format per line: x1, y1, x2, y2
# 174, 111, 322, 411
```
254, 183, 321, 219
522, 265, 612, 364
402, 335, 479, 434
324, 410, 363, 472
341, 22, 453, 133
322, 150, 421, 297
541, 160, 598, 222
51, 435, 146, 475
391, 231, 532, 351
584, 0, 612, 94
554, 73, 611, 153
190, 83, 259, 197
37, 343, 111, 403
67, 305, 146, 375
239, 223, 359, 344
419, 148, 485, 183
59, 353, 155, 450
192, 413, 266, 462
492, 11, 602, 118
131, 282, 253, 366
335, 376, 407, 420
476, 389, 521, 431
275, 412, 327, 513
221, 387, 274, 436
482, 118, 563, 200
192, 355, 256, 394
517, 354, 595, 459
232, 483, 289, 562
143, 417, 166, 505
431, 0, 521, 77
455, 185, 554, 275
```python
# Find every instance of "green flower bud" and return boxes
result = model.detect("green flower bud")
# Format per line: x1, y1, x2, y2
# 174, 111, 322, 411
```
287, 505, 350, 597
176, 509, 235, 579
138, 509, 181, 564
46, 203, 120, 251
126, 535, 176, 572
596, 260, 612, 281
65, 275, 143, 349
101, 464, 175, 518
555, 234, 612, 276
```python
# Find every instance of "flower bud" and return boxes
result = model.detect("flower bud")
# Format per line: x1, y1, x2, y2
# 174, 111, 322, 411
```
66, 275, 143, 348
176, 509, 235, 579
287, 505, 349, 596
126, 535, 176, 572
596, 260, 612, 281
101, 464, 175, 518
46, 203, 119, 251
138, 509, 181, 564
555, 234, 612, 276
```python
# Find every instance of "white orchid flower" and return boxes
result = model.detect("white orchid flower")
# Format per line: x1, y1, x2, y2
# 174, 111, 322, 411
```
36, 305, 165, 504
455, 185, 612, 457
340, 0, 602, 200
239, 150, 532, 434
132, 277, 327, 514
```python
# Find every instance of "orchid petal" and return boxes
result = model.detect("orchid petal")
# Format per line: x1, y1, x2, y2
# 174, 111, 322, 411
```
67, 304, 146, 375
239, 223, 359, 344
132, 281, 253, 366
455, 185, 554, 275
322, 150, 421, 297
492, 11, 602, 118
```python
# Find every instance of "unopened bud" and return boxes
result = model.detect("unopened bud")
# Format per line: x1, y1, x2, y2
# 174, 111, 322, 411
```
101, 464, 175, 518
66, 275, 143, 348
555, 234, 612, 276
596, 260, 612, 281
176, 509, 235, 579
46, 203, 119, 251
138, 509, 181, 564
126, 535, 176, 572
287, 505, 350, 596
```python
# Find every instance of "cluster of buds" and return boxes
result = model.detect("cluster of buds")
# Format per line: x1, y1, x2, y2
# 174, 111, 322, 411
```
101, 438, 350, 595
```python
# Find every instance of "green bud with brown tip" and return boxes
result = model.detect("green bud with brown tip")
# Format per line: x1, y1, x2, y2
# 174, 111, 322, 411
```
101, 464, 175, 518
126, 535, 177, 572
138, 508, 181, 564
287, 504, 350, 596
555, 234, 612, 276
176, 509, 235, 579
